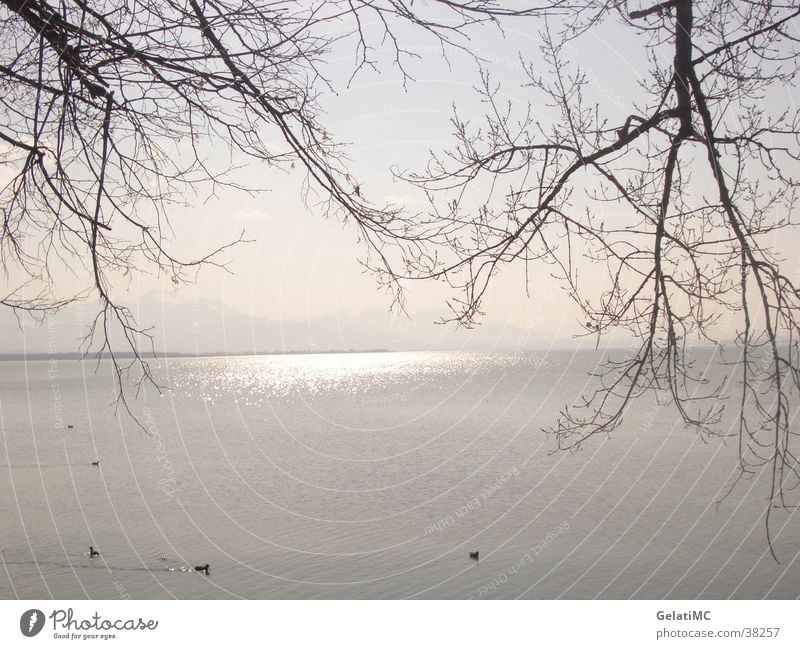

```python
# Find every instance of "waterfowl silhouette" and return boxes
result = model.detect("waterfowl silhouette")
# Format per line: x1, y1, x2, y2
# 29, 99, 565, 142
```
91, 461, 100, 466
67, 425, 74, 429
88, 546, 101, 558
194, 564, 210, 573
469, 551, 479, 560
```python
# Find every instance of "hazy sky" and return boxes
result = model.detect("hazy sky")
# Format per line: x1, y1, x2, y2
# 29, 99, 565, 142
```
3, 8, 798, 353
136, 17, 647, 322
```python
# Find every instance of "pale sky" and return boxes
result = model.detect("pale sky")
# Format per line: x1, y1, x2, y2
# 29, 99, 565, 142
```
2, 9, 798, 353
139, 17, 649, 323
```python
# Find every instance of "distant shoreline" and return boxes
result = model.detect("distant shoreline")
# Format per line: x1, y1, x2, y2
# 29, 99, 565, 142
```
0, 344, 727, 363
0, 349, 393, 362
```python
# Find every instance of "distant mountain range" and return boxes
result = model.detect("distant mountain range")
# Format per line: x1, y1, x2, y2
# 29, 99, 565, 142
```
0, 292, 577, 356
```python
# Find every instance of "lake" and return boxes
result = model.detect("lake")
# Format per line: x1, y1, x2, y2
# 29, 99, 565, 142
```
1, 350, 798, 599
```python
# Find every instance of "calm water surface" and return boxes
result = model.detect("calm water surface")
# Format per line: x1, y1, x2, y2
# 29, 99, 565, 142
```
1, 350, 798, 599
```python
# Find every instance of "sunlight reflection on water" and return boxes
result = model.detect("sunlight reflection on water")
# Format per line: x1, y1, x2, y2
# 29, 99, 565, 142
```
172, 351, 545, 402
1, 350, 798, 599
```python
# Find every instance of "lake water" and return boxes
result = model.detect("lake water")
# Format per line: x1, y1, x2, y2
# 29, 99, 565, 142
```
1, 350, 798, 599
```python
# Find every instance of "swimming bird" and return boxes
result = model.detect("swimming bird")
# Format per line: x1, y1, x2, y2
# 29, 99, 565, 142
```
88, 546, 100, 558
469, 551, 479, 560
91, 461, 100, 466
67, 425, 74, 429
194, 564, 210, 573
